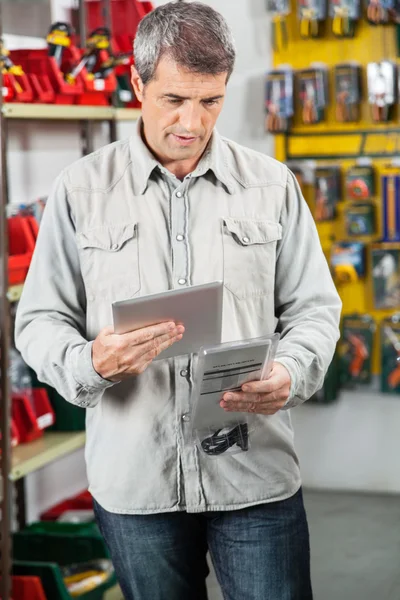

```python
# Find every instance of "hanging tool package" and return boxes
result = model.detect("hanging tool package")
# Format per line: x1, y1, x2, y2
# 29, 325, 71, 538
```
265, 69, 294, 133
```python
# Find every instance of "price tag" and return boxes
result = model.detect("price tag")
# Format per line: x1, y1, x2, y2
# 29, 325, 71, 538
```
37, 413, 54, 430
94, 79, 105, 91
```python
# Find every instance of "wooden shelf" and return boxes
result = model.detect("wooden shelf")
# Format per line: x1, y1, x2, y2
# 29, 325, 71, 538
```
11, 431, 86, 481
2, 103, 114, 120
2, 103, 141, 122
114, 108, 141, 121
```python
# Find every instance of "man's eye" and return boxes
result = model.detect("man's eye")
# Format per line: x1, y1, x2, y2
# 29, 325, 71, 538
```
204, 100, 218, 107
168, 99, 182, 105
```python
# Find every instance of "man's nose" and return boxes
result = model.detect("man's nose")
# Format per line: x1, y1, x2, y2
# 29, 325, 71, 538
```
179, 103, 202, 134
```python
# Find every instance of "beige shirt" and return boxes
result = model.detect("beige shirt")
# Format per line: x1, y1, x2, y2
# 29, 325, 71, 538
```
15, 121, 341, 514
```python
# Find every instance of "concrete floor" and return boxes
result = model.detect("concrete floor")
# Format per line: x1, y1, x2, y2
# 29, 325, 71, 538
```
207, 489, 400, 600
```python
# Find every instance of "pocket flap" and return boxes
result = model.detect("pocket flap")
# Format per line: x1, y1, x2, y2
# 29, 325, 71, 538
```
223, 217, 282, 245
77, 223, 137, 252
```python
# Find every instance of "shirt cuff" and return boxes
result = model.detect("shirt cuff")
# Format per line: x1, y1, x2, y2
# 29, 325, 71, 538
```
70, 341, 116, 394
274, 356, 301, 409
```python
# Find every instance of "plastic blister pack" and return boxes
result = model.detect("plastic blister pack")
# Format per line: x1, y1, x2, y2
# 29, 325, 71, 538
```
191, 334, 280, 457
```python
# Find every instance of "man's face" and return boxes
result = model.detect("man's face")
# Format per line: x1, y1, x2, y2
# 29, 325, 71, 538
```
131, 56, 227, 167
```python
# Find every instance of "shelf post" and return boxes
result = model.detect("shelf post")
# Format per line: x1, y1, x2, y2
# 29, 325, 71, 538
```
78, 0, 94, 156
0, 0, 13, 595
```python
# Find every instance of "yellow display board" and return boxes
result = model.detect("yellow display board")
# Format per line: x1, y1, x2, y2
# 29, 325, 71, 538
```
273, 3, 400, 374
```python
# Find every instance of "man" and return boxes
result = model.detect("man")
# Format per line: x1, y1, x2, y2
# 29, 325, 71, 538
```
16, 2, 341, 599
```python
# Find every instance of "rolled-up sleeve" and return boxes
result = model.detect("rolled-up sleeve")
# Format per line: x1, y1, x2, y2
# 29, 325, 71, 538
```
15, 173, 114, 408
274, 169, 342, 408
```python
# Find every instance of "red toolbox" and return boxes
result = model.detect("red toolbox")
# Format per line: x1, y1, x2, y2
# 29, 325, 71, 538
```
28, 72, 55, 104
11, 48, 84, 105
8, 215, 37, 286
75, 47, 117, 106
12, 389, 55, 444
10, 50, 56, 104
40, 491, 93, 521
5, 72, 34, 103
2, 67, 34, 104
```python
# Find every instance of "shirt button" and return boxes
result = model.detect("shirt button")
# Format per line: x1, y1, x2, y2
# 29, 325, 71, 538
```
176, 234, 184, 242
242, 236, 250, 244
182, 414, 190, 422
111, 243, 119, 250
178, 278, 187, 285
180, 369, 188, 377
176, 191, 183, 198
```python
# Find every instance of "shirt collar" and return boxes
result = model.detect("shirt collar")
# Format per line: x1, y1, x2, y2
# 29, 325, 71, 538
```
129, 118, 235, 195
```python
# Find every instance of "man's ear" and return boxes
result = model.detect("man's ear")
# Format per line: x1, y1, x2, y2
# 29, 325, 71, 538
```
131, 66, 144, 102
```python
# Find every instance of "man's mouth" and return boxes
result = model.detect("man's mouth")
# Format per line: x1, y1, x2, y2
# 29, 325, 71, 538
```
171, 133, 198, 146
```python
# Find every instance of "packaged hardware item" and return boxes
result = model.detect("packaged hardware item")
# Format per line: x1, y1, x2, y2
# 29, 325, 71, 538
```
46, 22, 73, 67
367, 61, 396, 123
330, 0, 360, 36
367, 0, 395, 24
338, 314, 375, 385
331, 241, 365, 283
309, 354, 341, 403
345, 165, 375, 200
371, 243, 400, 309
334, 64, 362, 122
191, 334, 280, 457
381, 172, 400, 242
265, 69, 294, 133
314, 166, 341, 221
65, 27, 112, 84
298, 67, 329, 124
345, 202, 376, 237
297, 0, 327, 37
380, 315, 400, 393
267, 0, 290, 50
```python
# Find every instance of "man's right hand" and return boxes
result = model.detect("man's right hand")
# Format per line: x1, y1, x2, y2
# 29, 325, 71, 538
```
92, 322, 185, 382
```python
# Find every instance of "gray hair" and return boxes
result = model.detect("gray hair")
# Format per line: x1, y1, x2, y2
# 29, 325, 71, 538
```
134, 1, 236, 85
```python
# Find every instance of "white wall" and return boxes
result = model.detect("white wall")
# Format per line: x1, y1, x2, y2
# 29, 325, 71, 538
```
292, 388, 400, 494
5, 0, 399, 523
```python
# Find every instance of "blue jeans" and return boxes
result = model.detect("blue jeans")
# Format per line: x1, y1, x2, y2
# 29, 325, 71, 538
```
93, 488, 312, 600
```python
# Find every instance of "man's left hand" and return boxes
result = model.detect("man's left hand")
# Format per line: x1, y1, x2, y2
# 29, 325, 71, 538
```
220, 362, 291, 416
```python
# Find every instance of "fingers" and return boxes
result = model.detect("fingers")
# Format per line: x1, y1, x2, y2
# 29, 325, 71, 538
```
127, 321, 178, 344
222, 389, 287, 406
224, 401, 286, 415
220, 392, 288, 415
99, 321, 177, 343
141, 329, 184, 362
241, 378, 279, 395
241, 363, 291, 394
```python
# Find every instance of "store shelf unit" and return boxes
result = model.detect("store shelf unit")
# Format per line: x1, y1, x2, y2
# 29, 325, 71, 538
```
272, 0, 400, 378
2, 103, 141, 122
0, 1, 140, 598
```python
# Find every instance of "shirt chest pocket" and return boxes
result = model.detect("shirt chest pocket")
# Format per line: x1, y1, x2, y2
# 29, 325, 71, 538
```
76, 223, 140, 300
222, 217, 282, 300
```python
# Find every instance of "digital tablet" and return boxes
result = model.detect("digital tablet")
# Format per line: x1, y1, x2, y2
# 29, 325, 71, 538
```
112, 281, 223, 360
